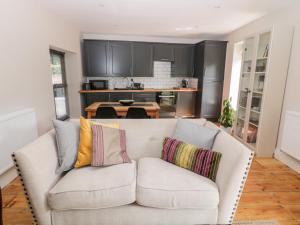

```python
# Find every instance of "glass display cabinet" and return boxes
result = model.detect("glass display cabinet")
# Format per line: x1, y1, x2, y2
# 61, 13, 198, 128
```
234, 31, 271, 150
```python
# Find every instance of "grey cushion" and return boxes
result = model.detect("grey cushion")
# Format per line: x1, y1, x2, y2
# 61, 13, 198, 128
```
53, 120, 80, 174
172, 119, 219, 149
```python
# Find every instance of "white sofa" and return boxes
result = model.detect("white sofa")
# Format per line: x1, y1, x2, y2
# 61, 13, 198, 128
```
12, 119, 253, 225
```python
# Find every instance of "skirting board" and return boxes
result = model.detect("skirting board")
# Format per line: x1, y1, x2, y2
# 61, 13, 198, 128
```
274, 149, 300, 173
0, 166, 18, 188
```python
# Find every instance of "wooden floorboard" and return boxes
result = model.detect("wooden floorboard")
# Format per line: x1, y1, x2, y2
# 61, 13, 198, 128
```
1, 158, 300, 225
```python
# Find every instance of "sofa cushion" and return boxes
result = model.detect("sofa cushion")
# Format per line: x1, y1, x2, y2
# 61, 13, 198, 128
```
137, 158, 219, 209
48, 161, 136, 210
172, 119, 219, 149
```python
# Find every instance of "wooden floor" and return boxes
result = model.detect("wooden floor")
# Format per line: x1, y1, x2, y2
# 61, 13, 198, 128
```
1, 158, 300, 225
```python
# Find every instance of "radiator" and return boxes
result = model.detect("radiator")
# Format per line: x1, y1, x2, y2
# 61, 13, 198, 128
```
0, 108, 37, 175
281, 111, 300, 160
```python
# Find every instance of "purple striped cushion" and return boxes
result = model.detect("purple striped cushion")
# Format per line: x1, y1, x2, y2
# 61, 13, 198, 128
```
91, 125, 131, 167
161, 137, 222, 181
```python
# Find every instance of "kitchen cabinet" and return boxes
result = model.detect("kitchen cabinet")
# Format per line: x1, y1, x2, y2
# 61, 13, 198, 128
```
83, 40, 109, 76
85, 93, 109, 106
109, 92, 133, 101
109, 41, 132, 76
153, 44, 175, 61
194, 40, 227, 120
133, 92, 156, 102
172, 44, 194, 77
132, 43, 153, 77
199, 81, 223, 119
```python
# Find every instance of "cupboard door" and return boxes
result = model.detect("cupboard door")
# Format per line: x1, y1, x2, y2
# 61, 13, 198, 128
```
109, 92, 133, 101
133, 92, 156, 102
201, 81, 223, 119
83, 40, 108, 76
153, 44, 175, 61
203, 42, 227, 82
194, 43, 205, 79
109, 41, 132, 76
172, 44, 194, 77
132, 43, 153, 77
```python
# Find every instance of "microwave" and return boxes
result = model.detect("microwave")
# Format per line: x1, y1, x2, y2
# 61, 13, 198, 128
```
89, 80, 109, 90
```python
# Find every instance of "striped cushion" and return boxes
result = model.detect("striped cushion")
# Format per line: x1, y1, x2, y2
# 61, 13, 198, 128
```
91, 125, 131, 166
161, 137, 222, 181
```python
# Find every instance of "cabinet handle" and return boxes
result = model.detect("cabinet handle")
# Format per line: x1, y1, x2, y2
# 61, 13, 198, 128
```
160, 58, 169, 61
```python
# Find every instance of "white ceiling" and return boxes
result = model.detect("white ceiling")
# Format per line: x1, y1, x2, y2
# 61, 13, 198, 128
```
39, 0, 296, 39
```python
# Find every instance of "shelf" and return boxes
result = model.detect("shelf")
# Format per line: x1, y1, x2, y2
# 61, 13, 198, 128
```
255, 72, 265, 74
257, 57, 268, 60
251, 109, 261, 114
252, 90, 263, 94
249, 121, 259, 127
239, 106, 246, 110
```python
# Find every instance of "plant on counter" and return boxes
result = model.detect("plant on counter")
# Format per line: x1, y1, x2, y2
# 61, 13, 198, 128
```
218, 98, 234, 128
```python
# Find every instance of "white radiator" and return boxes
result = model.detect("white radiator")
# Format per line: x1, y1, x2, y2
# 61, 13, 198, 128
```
281, 111, 300, 160
0, 108, 37, 175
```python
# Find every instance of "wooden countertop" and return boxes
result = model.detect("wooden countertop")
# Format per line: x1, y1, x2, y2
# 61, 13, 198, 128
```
80, 88, 198, 93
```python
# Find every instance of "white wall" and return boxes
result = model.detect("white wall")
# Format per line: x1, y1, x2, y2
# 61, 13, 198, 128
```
223, 3, 300, 170
0, 0, 82, 134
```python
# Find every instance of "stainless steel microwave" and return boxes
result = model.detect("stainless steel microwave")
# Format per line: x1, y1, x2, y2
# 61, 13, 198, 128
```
89, 80, 109, 90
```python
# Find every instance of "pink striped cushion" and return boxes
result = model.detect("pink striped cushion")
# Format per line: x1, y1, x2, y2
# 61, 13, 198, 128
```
91, 125, 131, 167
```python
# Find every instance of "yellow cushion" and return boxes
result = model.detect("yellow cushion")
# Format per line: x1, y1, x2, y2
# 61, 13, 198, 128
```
74, 117, 119, 168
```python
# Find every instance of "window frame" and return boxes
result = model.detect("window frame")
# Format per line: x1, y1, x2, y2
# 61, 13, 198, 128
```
50, 49, 70, 121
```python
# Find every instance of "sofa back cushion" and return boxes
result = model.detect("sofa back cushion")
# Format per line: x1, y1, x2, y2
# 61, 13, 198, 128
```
71, 119, 206, 160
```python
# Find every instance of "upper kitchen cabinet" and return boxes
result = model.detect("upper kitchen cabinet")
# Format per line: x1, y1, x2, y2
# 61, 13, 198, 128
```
83, 40, 109, 76
132, 42, 153, 77
172, 44, 194, 77
109, 41, 132, 76
194, 41, 227, 82
153, 44, 175, 61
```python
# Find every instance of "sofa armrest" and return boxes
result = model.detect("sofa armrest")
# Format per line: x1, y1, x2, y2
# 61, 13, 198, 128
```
213, 131, 254, 224
12, 130, 60, 225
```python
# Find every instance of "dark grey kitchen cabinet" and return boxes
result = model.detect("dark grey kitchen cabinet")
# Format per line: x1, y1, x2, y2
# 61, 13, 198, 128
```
194, 40, 227, 120
133, 92, 156, 102
194, 40, 227, 82
172, 44, 194, 77
198, 81, 223, 119
109, 92, 133, 101
83, 40, 109, 76
132, 43, 153, 77
109, 41, 132, 76
153, 44, 175, 61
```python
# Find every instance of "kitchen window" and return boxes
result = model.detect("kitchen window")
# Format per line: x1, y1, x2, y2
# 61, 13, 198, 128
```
50, 50, 69, 120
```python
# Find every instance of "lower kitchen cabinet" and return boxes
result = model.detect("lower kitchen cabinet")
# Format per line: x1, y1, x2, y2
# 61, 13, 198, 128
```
109, 92, 133, 101
133, 92, 156, 102
85, 93, 109, 106
196, 81, 223, 120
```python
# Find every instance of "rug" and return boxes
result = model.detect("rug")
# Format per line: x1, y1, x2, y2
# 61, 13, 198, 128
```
233, 221, 279, 225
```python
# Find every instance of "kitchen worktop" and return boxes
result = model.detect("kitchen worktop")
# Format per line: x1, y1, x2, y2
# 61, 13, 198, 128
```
79, 88, 198, 93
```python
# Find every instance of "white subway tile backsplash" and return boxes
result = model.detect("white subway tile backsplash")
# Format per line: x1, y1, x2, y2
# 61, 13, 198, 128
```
86, 60, 198, 89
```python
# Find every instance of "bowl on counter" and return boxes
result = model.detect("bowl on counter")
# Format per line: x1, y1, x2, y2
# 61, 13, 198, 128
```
119, 99, 135, 106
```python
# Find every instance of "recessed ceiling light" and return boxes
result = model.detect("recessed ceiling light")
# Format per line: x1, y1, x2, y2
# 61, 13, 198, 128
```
214, 5, 221, 9
98, 3, 105, 7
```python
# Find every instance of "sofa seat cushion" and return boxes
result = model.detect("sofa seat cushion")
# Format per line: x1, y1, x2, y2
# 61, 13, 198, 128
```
137, 158, 219, 209
48, 161, 136, 210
